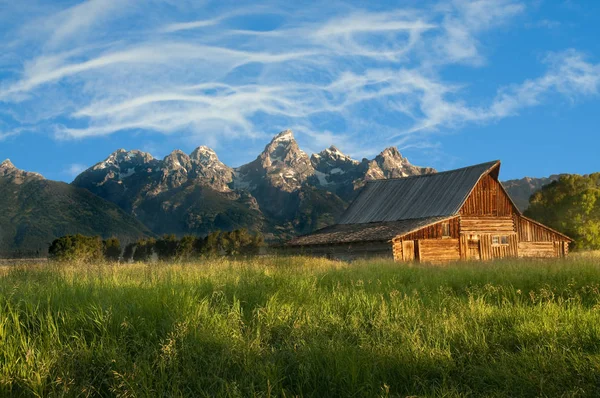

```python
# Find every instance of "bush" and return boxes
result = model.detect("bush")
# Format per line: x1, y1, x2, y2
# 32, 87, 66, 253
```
49, 234, 104, 263
48, 229, 264, 263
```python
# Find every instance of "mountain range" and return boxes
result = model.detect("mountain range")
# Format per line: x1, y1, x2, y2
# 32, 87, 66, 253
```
0, 130, 560, 257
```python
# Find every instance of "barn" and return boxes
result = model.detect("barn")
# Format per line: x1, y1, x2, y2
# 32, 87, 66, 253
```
287, 160, 572, 262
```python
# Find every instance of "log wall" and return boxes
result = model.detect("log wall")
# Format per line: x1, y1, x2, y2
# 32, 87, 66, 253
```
288, 241, 393, 261
401, 217, 460, 240
417, 239, 460, 263
518, 242, 559, 258
460, 174, 515, 216
515, 216, 567, 242
460, 216, 515, 234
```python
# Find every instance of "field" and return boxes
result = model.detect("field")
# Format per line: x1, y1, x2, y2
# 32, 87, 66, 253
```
1, 257, 600, 397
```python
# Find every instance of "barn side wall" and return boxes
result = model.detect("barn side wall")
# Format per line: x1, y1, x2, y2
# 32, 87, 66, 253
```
287, 241, 393, 261
402, 217, 460, 240
515, 216, 567, 242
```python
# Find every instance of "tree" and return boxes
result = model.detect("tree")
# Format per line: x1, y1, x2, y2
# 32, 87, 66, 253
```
176, 236, 197, 260
123, 242, 136, 263
155, 234, 178, 261
49, 234, 103, 263
525, 173, 600, 250
103, 237, 121, 262
133, 238, 156, 262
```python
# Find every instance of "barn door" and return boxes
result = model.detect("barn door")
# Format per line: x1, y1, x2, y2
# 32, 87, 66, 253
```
402, 240, 415, 262
479, 234, 492, 261
461, 234, 481, 261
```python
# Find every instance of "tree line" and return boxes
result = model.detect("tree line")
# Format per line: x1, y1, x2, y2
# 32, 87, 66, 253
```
49, 229, 264, 263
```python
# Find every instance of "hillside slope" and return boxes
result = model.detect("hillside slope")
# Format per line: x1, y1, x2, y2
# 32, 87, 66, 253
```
0, 160, 151, 257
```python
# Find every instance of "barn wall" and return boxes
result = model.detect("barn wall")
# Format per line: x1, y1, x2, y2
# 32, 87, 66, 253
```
287, 242, 393, 261
518, 242, 559, 258
515, 216, 567, 242
460, 174, 515, 217
476, 234, 519, 260
402, 218, 460, 240
418, 239, 460, 263
460, 216, 515, 234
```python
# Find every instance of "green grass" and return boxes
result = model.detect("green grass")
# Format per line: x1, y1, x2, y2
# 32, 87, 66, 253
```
1, 257, 600, 397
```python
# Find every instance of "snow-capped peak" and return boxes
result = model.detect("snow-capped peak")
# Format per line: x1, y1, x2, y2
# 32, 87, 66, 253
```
93, 149, 154, 170
271, 129, 294, 143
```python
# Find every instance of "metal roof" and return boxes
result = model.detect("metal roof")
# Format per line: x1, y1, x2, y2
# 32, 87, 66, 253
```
339, 160, 500, 224
287, 216, 454, 246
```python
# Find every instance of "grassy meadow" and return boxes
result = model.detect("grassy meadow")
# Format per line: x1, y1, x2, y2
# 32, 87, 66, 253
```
1, 256, 600, 397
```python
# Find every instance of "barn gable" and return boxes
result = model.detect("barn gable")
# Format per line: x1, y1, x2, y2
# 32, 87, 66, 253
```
459, 162, 520, 217
338, 161, 500, 224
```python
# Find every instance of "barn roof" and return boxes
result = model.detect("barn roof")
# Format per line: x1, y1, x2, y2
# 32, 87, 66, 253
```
339, 160, 500, 224
287, 216, 454, 246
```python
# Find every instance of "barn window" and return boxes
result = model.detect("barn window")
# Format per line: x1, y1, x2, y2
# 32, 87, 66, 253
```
442, 222, 450, 238
492, 235, 509, 246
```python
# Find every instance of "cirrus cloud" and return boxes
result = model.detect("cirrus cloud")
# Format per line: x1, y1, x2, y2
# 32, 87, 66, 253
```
0, 0, 599, 159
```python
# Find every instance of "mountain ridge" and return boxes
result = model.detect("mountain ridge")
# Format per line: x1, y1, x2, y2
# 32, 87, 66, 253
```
72, 129, 435, 240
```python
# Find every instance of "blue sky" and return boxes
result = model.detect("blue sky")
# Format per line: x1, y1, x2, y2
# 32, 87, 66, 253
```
0, 0, 599, 182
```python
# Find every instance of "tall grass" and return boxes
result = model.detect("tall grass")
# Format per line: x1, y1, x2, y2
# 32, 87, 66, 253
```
1, 256, 600, 397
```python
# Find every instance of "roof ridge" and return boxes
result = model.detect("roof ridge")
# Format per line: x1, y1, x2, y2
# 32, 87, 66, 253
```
365, 160, 500, 184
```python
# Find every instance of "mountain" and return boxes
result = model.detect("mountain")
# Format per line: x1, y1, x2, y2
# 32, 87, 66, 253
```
0, 159, 151, 258
502, 175, 561, 212
73, 146, 265, 237
72, 129, 435, 240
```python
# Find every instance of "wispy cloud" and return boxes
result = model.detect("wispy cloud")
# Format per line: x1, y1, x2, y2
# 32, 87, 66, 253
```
63, 163, 87, 177
0, 0, 598, 158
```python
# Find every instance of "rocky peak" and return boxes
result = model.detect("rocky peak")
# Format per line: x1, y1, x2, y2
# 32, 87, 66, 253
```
1, 159, 15, 169
260, 129, 311, 169
190, 146, 220, 166
93, 149, 155, 171
188, 146, 233, 192
236, 129, 314, 192
311, 146, 359, 171
373, 147, 435, 179
0, 159, 43, 182
163, 150, 191, 172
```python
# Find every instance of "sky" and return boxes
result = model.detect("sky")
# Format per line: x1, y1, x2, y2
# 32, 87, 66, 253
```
0, 0, 599, 182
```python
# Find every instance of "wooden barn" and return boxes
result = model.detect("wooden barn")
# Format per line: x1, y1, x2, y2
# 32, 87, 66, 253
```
287, 161, 572, 262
